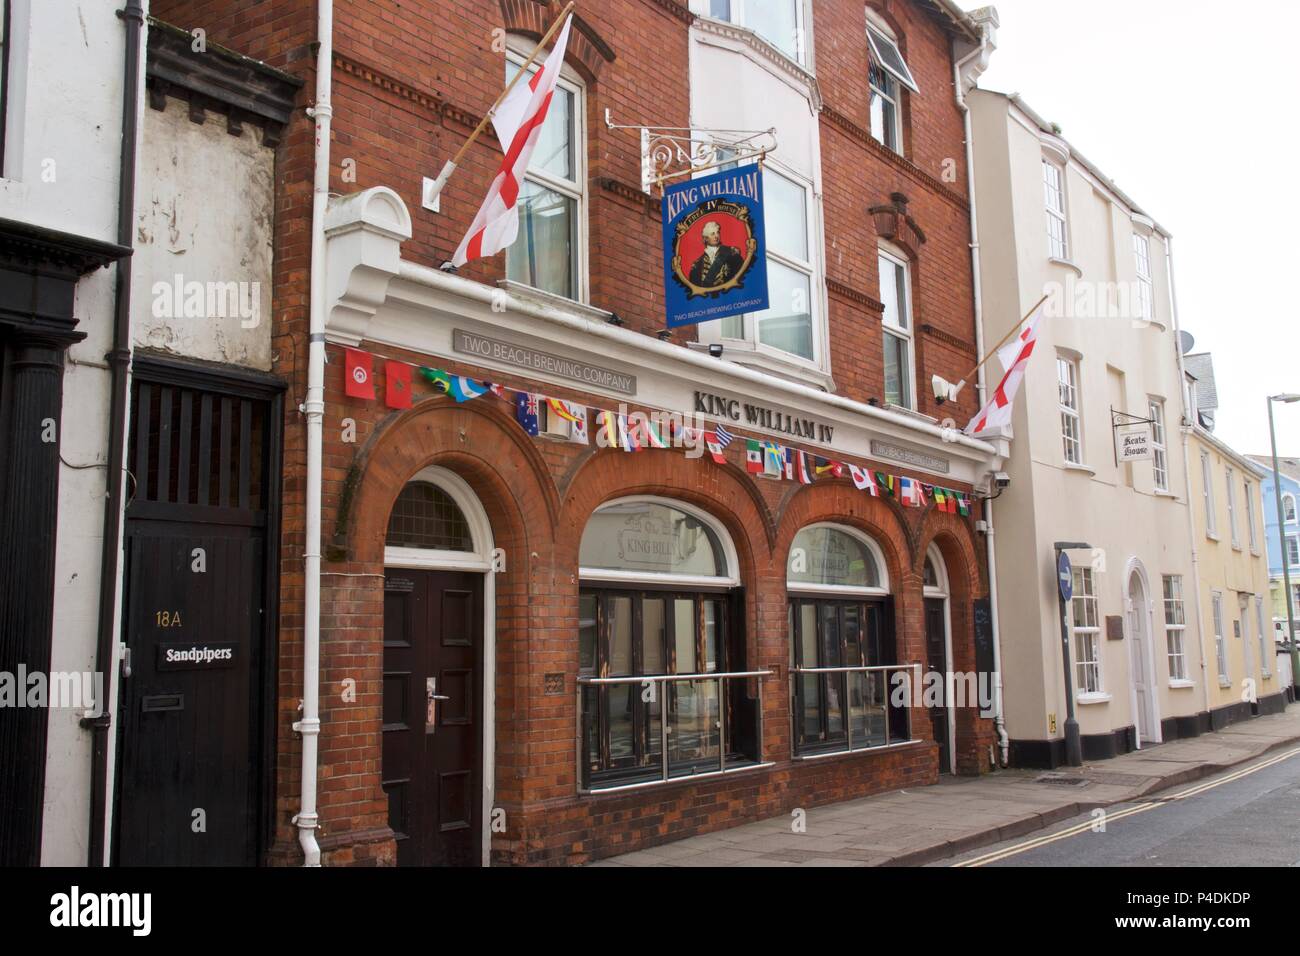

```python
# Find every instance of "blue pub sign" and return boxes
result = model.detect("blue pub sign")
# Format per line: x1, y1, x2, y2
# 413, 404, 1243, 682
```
661, 165, 769, 328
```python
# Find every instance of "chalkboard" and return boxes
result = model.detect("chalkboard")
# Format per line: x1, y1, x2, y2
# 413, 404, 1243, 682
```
973, 598, 996, 718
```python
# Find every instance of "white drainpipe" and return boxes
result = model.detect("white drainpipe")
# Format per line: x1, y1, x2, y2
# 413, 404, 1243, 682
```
292, 0, 333, 867
953, 11, 1008, 765
1165, 235, 1213, 718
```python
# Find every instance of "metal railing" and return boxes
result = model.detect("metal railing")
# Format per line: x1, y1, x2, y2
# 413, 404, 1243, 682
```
577, 670, 772, 794
789, 663, 919, 757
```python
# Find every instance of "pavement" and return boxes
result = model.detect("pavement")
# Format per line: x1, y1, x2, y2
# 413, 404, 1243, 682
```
587, 703, 1300, 867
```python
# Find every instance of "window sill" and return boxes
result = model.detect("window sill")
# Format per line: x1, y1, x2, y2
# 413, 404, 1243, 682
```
1206, 533, 1220, 543
1153, 489, 1178, 499
580, 759, 775, 796
497, 280, 603, 321
1168, 679, 1196, 690
792, 738, 924, 762
1218, 678, 1232, 689
1076, 692, 1111, 705
882, 402, 937, 425
688, 340, 835, 392
1049, 257, 1084, 279
1063, 462, 1096, 476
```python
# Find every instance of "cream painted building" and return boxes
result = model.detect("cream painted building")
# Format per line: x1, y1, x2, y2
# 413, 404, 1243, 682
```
1185, 387, 1283, 721
970, 89, 1209, 766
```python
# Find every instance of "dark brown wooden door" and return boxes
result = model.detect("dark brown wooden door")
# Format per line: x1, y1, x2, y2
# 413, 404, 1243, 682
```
924, 598, 950, 774
383, 568, 483, 866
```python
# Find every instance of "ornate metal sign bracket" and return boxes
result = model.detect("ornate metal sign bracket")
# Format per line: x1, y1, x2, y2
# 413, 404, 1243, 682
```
605, 109, 777, 195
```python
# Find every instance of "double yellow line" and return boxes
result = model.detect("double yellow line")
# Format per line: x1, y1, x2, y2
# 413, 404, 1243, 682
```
952, 746, 1300, 867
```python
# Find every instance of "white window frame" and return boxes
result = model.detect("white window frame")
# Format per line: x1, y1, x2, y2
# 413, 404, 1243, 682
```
1211, 591, 1229, 685
1284, 492, 1297, 524
579, 496, 741, 589
1071, 567, 1103, 696
1057, 355, 1082, 465
1226, 466, 1240, 549
1149, 399, 1167, 492
701, 0, 807, 66
1162, 574, 1187, 683
879, 244, 916, 410
786, 522, 891, 597
1257, 595, 1271, 677
504, 40, 588, 305
1043, 160, 1069, 260
868, 59, 902, 154
1288, 534, 1300, 568
1201, 452, 1217, 538
708, 159, 825, 374
865, 20, 919, 93
1133, 233, 1154, 323
1246, 479, 1260, 554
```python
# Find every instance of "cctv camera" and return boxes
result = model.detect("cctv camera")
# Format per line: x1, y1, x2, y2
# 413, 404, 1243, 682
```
708, 343, 724, 359
994, 472, 1011, 489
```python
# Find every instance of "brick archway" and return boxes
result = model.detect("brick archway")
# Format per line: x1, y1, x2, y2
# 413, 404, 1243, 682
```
773, 482, 925, 760
917, 519, 993, 774
556, 448, 776, 702
313, 397, 561, 863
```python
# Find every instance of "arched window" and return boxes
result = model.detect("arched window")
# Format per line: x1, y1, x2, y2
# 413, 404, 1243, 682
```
787, 524, 906, 757
386, 480, 474, 551
1285, 493, 1296, 524
922, 545, 953, 773
577, 498, 757, 791
923, 547, 948, 596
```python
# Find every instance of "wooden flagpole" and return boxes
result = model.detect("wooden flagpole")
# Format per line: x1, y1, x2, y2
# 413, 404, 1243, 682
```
959, 292, 1050, 385
426, 1, 576, 200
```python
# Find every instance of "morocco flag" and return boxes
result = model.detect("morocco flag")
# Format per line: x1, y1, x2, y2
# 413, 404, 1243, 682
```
385, 360, 412, 408
450, 14, 574, 267
966, 300, 1046, 436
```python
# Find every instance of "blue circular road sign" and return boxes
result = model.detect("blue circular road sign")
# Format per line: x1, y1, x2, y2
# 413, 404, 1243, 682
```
1057, 551, 1073, 602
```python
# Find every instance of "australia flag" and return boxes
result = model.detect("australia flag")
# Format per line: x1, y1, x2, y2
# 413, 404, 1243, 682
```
515, 391, 540, 436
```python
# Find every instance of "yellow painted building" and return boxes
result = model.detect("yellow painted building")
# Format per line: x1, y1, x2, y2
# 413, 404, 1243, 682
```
1186, 425, 1284, 725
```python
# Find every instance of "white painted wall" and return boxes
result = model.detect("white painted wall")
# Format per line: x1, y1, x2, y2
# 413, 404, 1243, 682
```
0, 0, 143, 864
131, 102, 275, 370
971, 89, 1202, 749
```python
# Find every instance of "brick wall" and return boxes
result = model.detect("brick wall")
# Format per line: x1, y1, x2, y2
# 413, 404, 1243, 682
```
150, 0, 995, 865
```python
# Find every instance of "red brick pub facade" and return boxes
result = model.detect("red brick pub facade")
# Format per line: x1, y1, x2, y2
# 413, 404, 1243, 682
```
153, 0, 1005, 865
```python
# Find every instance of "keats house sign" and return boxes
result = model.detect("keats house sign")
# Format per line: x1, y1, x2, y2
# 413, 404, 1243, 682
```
695, 390, 834, 444
662, 166, 769, 328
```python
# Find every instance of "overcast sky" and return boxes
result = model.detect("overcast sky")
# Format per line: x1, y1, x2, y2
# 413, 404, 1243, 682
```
968, 0, 1300, 458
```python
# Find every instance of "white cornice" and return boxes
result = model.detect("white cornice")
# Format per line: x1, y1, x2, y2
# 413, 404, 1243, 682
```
691, 16, 822, 113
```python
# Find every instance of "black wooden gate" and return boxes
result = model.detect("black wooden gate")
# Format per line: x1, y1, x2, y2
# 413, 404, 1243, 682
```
113, 357, 281, 866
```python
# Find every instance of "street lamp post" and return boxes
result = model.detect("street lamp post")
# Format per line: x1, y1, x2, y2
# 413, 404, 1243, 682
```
1267, 394, 1300, 698
1055, 541, 1092, 767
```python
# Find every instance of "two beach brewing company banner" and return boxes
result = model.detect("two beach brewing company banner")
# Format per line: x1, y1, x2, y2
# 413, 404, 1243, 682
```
662, 165, 769, 328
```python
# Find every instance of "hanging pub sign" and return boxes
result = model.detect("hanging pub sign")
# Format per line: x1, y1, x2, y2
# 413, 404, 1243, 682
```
662, 165, 769, 328
1115, 426, 1152, 462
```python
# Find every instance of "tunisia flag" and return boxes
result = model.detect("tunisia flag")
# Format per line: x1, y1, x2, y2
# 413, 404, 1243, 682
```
385, 360, 412, 409
344, 348, 374, 400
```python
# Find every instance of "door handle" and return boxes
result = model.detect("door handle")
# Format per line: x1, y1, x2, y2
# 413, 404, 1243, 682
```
426, 677, 450, 734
